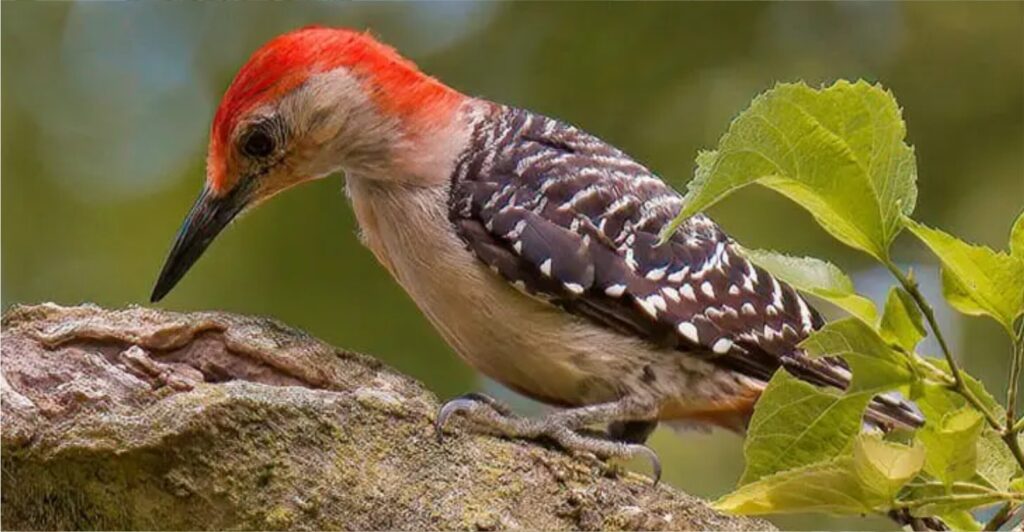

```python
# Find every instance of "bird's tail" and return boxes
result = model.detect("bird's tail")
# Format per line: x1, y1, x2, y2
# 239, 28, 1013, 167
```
864, 392, 924, 431
783, 354, 925, 431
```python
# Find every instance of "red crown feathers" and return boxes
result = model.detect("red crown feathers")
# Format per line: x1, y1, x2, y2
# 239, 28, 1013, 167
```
207, 26, 462, 191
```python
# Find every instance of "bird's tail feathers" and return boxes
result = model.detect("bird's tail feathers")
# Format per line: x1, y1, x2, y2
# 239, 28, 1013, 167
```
864, 392, 924, 431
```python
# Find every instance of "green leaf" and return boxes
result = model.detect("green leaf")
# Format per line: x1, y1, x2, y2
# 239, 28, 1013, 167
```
904, 217, 1024, 332
879, 287, 926, 353
853, 435, 925, 504
740, 370, 873, 485
740, 321, 918, 485
925, 361, 1005, 416
914, 360, 1004, 431
664, 80, 917, 260
974, 431, 1024, 491
738, 247, 878, 323
936, 511, 982, 531
976, 429, 1020, 491
900, 480, 1016, 516
915, 380, 1020, 490
719, 436, 923, 515
1011, 210, 1024, 259
717, 457, 874, 515
915, 407, 984, 486
914, 380, 963, 420
941, 268, 992, 319
801, 317, 915, 393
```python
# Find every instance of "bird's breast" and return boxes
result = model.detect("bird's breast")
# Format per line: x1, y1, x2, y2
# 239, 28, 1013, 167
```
343, 176, 742, 412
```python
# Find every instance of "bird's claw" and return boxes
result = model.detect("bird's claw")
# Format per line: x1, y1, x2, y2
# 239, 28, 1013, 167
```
435, 397, 475, 442
555, 428, 662, 485
631, 443, 662, 486
434, 393, 662, 485
435, 392, 515, 442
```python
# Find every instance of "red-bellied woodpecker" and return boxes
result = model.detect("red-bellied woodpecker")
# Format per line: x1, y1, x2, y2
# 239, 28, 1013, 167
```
152, 26, 922, 481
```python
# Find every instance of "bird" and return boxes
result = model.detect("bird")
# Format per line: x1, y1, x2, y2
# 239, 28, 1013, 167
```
151, 26, 922, 481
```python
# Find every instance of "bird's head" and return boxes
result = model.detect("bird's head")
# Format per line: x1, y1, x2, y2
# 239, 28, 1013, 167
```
151, 26, 466, 302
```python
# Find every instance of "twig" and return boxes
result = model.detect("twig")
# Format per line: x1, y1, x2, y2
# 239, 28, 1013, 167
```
1006, 318, 1023, 431
1003, 318, 1024, 477
1000, 317, 1024, 481
883, 262, 1024, 470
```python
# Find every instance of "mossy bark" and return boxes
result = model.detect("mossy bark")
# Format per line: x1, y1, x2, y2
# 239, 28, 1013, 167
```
1, 303, 771, 531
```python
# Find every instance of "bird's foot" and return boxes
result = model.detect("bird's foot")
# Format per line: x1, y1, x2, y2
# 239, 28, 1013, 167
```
435, 393, 662, 484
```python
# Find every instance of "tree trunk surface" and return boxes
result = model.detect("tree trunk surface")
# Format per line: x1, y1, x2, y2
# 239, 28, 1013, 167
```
1, 303, 771, 531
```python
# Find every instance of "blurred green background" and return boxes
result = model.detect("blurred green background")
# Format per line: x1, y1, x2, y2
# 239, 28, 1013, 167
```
3, 2, 1022, 530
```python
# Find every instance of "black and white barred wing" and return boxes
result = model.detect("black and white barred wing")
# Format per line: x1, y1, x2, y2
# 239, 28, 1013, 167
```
449, 107, 847, 389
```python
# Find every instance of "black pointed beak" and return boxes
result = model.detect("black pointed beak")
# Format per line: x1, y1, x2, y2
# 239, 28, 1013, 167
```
150, 185, 248, 303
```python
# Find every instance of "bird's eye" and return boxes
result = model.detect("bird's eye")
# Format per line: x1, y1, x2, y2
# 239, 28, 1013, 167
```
241, 129, 275, 158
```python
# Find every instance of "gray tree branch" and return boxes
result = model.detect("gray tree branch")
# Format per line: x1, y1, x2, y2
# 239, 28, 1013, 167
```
1, 303, 770, 531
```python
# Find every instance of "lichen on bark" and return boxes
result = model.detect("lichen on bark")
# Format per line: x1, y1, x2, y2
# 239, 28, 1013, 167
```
1, 303, 771, 531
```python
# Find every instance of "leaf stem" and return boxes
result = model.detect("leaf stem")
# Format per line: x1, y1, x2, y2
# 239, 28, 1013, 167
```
884, 263, 1001, 424
899, 491, 1022, 510
884, 263, 961, 380
1002, 316, 1024, 481
907, 480, 1004, 494
1005, 316, 1023, 432
883, 262, 1024, 471
915, 356, 956, 386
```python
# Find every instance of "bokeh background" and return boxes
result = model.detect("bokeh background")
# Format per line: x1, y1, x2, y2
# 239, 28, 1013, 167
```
4, 3, 1022, 529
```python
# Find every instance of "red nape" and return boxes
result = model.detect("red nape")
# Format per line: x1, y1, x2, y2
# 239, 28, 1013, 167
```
207, 26, 463, 191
